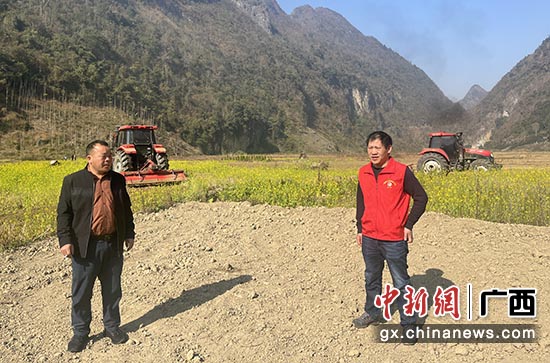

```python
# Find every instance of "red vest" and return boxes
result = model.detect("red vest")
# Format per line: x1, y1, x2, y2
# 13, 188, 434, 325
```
358, 157, 410, 241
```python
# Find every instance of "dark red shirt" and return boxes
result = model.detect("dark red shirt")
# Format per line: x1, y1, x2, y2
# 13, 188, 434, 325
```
91, 173, 116, 236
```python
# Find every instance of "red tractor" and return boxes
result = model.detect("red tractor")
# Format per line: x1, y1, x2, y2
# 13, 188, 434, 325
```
417, 132, 500, 173
112, 125, 186, 186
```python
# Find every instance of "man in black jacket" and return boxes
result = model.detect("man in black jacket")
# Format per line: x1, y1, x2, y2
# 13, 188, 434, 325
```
57, 140, 135, 352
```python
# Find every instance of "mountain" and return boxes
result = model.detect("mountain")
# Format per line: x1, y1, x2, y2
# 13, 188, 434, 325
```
459, 84, 487, 110
273, 5, 454, 146
471, 37, 550, 150
0, 0, 454, 158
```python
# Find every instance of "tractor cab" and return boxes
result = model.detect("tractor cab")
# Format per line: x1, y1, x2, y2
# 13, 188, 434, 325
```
115, 126, 157, 145
428, 132, 464, 164
113, 125, 164, 172
112, 125, 168, 173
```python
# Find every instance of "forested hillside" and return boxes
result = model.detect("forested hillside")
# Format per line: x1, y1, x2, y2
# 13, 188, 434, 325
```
471, 37, 550, 150
0, 0, 454, 158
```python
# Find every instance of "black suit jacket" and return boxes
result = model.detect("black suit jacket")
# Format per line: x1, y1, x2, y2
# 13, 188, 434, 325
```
57, 167, 135, 258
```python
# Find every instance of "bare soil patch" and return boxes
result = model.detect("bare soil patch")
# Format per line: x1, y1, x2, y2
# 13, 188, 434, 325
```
1, 202, 549, 362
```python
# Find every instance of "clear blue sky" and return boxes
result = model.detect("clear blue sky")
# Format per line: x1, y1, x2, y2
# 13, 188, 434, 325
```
277, 0, 550, 100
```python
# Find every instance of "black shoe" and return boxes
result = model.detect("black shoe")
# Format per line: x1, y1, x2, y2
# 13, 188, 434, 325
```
104, 327, 129, 344
401, 325, 418, 345
352, 312, 384, 329
68, 334, 88, 352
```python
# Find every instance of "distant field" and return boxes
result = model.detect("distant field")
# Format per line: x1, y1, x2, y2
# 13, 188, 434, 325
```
1, 152, 549, 249
378, 151, 550, 169
205, 150, 549, 169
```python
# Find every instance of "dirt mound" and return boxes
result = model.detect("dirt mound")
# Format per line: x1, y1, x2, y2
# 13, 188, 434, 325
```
1, 202, 549, 362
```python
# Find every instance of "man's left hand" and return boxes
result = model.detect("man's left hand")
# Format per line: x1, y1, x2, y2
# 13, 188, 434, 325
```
404, 228, 414, 243
125, 238, 134, 251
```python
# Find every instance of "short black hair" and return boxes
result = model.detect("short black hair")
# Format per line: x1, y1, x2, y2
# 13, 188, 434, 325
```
366, 131, 392, 149
86, 140, 109, 156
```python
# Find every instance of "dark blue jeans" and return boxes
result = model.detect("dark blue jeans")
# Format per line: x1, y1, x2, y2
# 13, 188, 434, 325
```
361, 235, 416, 326
71, 239, 123, 336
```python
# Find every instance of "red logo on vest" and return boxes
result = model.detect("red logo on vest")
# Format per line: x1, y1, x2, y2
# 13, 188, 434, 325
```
383, 179, 396, 188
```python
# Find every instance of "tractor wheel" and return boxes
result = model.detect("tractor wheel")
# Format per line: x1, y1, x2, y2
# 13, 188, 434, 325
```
470, 159, 491, 171
113, 150, 131, 172
156, 153, 169, 170
417, 153, 449, 173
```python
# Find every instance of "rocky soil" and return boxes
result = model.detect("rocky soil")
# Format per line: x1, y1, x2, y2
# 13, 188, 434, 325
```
1, 201, 549, 362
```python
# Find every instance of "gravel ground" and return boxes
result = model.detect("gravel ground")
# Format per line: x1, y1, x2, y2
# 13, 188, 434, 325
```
1, 201, 549, 362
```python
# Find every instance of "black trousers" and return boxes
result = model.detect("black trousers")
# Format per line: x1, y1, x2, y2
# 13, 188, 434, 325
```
71, 239, 123, 336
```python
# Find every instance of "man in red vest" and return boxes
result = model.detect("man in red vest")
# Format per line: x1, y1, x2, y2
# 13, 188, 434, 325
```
353, 131, 428, 345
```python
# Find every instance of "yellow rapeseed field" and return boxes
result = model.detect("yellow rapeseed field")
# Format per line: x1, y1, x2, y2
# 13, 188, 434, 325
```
1, 157, 548, 249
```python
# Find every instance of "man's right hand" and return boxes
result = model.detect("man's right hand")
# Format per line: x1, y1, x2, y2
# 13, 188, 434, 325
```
60, 244, 74, 258
356, 233, 362, 246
